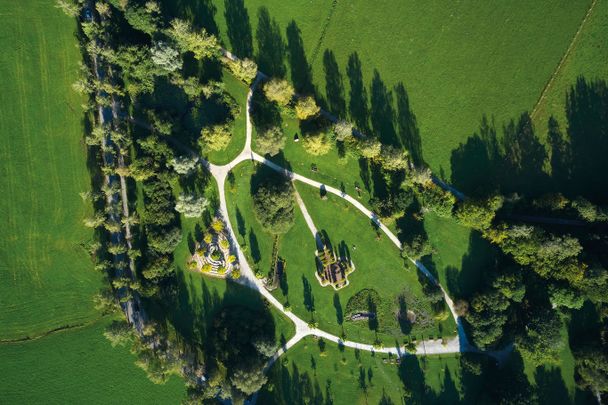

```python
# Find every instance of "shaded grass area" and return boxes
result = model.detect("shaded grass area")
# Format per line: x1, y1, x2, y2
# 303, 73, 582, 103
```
423, 213, 496, 299
205, 70, 249, 164
165, 170, 295, 344
533, 0, 608, 135
0, 0, 101, 340
259, 336, 469, 405
0, 319, 186, 404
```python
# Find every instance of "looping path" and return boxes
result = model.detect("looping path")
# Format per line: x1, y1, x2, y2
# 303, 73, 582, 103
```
203, 76, 468, 362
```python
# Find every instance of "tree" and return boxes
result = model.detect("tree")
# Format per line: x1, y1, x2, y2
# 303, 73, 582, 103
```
549, 284, 585, 309
302, 131, 332, 156
225, 58, 258, 84
401, 234, 433, 261
574, 346, 608, 400
151, 42, 182, 73
103, 320, 134, 347
455, 195, 504, 230
416, 184, 456, 218
357, 138, 382, 159
175, 194, 209, 218
230, 365, 267, 395
253, 181, 295, 234
147, 227, 182, 254
516, 307, 564, 366
55, 0, 79, 16
255, 126, 285, 156
123, 2, 160, 35
379, 144, 409, 171
263, 78, 294, 106
295, 96, 320, 120
167, 19, 219, 60
333, 120, 353, 141
142, 256, 175, 280
200, 124, 232, 151
170, 156, 198, 175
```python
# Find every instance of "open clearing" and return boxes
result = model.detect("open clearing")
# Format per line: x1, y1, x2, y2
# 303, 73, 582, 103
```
0, 0, 100, 340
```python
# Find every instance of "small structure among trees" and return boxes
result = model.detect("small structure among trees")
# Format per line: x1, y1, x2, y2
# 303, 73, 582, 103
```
314, 244, 355, 290
188, 217, 238, 278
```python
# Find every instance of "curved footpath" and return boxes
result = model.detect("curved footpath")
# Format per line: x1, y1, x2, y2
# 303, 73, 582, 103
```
205, 78, 467, 362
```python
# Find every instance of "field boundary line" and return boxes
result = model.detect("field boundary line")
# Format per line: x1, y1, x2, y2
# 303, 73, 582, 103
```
309, 0, 338, 66
0, 316, 108, 344
531, 0, 599, 120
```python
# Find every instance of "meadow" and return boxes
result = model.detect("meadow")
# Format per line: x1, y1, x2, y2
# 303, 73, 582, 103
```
209, 0, 597, 177
0, 319, 186, 404
0, 0, 100, 340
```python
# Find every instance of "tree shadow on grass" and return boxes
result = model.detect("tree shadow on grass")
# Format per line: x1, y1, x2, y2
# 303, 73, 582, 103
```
255, 6, 286, 78
346, 52, 370, 135
286, 20, 315, 95
224, 0, 253, 58
160, 0, 219, 35
534, 366, 571, 405
370, 69, 398, 147
395, 83, 424, 166
323, 49, 346, 118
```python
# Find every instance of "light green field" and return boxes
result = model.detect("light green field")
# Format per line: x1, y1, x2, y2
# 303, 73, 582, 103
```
226, 161, 456, 344
532, 0, 608, 135
0, 0, 101, 340
0, 319, 186, 404
259, 337, 469, 405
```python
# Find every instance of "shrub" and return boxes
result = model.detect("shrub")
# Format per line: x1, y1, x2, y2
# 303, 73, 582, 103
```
210, 250, 222, 261
217, 266, 227, 275
202, 263, 212, 273
204, 233, 213, 244
211, 218, 225, 232
455, 195, 503, 230
295, 96, 320, 120
231, 269, 241, 279
401, 234, 433, 261
219, 239, 230, 249
187, 261, 198, 271
263, 78, 294, 106
227, 255, 237, 263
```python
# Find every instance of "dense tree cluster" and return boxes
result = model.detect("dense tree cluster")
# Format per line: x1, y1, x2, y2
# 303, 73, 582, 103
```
253, 178, 295, 234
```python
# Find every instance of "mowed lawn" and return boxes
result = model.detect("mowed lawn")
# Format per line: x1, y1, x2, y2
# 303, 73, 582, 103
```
225, 161, 456, 344
0, 0, 101, 340
0, 319, 186, 404
259, 337, 470, 405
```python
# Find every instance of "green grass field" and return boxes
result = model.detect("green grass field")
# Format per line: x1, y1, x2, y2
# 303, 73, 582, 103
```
0, 319, 186, 404
0, 0, 101, 340
211, 0, 599, 178
259, 337, 469, 405
532, 0, 608, 135
226, 161, 456, 344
